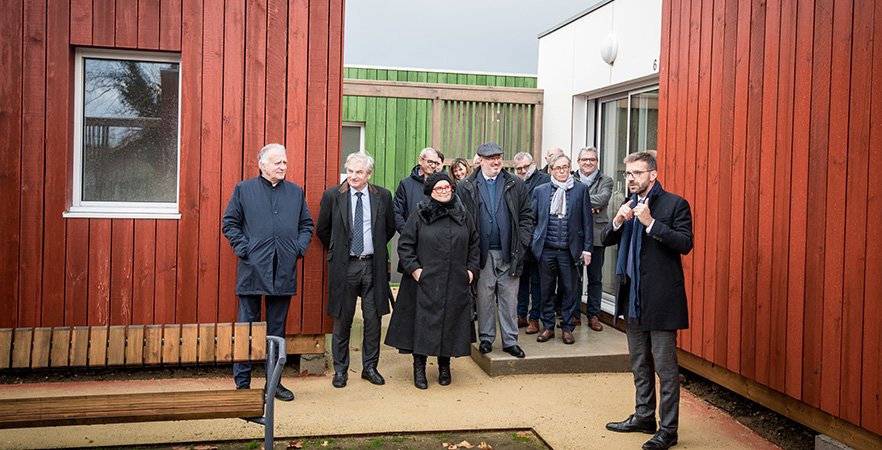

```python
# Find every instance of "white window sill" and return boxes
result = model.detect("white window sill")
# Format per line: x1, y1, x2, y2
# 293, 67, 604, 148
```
63, 208, 181, 219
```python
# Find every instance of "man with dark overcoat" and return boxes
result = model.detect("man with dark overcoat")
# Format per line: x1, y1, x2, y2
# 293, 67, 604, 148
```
602, 151, 693, 450
392, 147, 443, 234
222, 143, 314, 401
457, 142, 534, 358
316, 152, 395, 388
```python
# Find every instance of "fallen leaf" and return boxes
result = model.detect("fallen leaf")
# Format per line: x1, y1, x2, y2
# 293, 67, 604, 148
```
287, 441, 303, 449
457, 440, 474, 448
477, 442, 493, 450
515, 431, 531, 438
321, 440, 329, 447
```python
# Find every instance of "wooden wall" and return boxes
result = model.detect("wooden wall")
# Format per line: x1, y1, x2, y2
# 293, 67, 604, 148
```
342, 68, 537, 189
658, 0, 881, 434
0, 0, 342, 335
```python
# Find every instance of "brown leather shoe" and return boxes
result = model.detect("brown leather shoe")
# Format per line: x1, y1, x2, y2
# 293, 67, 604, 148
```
571, 316, 582, 326
589, 315, 603, 331
525, 320, 540, 334
517, 316, 528, 328
537, 328, 554, 342
562, 329, 575, 344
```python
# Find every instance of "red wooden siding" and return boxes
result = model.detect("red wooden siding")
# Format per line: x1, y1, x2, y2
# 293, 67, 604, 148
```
660, 0, 881, 434
0, 0, 341, 336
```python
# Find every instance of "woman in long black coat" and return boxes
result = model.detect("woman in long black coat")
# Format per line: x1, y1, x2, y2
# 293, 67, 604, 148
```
385, 172, 480, 389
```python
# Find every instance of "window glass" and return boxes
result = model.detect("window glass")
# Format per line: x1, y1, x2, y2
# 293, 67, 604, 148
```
597, 87, 659, 297
81, 57, 180, 203
341, 124, 364, 173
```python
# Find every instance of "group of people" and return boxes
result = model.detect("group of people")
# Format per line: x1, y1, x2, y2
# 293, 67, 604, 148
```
222, 142, 693, 450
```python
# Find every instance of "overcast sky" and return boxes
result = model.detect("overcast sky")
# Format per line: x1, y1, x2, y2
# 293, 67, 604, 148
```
344, 1, 600, 75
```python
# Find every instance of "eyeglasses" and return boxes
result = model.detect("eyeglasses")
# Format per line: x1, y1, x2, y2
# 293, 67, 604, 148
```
551, 165, 570, 172
425, 159, 442, 167
515, 165, 531, 172
432, 185, 452, 193
623, 169, 653, 179
579, 157, 598, 162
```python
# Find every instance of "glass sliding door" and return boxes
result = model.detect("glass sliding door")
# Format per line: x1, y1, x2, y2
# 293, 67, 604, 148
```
595, 86, 659, 307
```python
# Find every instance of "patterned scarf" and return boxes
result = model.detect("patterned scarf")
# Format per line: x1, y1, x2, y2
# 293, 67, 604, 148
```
550, 175, 574, 218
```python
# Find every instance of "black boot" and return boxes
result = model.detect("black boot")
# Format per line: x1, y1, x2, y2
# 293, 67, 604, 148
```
413, 354, 428, 390
438, 356, 451, 386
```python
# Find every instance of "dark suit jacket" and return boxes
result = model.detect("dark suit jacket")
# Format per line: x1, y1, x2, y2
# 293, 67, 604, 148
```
316, 181, 395, 318
530, 181, 594, 261
601, 182, 693, 330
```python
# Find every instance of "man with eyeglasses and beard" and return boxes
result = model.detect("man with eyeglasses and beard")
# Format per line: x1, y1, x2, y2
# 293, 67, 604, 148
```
602, 151, 693, 450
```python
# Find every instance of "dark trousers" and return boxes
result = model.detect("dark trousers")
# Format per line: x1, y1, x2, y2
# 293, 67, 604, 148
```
626, 323, 680, 432
582, 245, 605, 317
233, 295, 291, 388
539, 247, 578, 331
516, 258, 542, 321
332, 259, 381, 374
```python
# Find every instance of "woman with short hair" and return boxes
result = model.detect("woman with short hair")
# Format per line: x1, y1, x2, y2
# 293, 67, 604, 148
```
385, 172, 480, 389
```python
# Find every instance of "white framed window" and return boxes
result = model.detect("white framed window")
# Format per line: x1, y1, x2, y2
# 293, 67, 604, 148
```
65, 48, 182, 219
340, 122, 365, 182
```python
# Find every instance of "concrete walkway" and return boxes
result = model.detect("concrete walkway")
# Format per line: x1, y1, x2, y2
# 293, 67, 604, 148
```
0, 312, 780, 450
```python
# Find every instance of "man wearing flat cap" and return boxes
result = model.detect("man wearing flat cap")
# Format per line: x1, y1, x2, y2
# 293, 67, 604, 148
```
457, 142, 534, 358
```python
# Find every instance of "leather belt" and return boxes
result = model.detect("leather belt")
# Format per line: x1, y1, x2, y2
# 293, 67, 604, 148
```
350, 254, 373, 261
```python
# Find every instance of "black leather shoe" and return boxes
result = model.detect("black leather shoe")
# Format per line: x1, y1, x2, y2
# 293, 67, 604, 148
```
642, 430, 678, 450
479, 340, 492, 354
438, 365, 451, 386
605, 414, 657, 434
332, 371, 348, 388
503, 345, 525, 358
361, 367, 386, 385
236, 384, 250, 390
274, 383, 294, 401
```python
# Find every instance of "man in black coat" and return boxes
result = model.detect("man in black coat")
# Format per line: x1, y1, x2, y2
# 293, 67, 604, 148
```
316, 152, 395, 388
513, 151, 550, 333
457, 142, 534, 358
222, 143, 314, 401
392, 147, 443, 234
601, 151, 693, 450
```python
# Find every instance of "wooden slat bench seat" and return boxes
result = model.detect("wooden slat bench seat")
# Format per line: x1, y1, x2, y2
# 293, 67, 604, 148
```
0, 322, 266, 370
0, 336, 288, 449
0, 389, 265, 428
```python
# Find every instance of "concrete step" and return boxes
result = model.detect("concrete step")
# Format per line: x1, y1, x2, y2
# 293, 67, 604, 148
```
470, 322, 631, 376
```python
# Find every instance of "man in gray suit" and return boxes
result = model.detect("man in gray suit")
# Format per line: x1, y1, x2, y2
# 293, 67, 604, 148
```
573, 147, 613, 331
316, 153, 396, 389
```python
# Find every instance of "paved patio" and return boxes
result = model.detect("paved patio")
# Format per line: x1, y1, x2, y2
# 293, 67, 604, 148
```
0, 309, 780, 449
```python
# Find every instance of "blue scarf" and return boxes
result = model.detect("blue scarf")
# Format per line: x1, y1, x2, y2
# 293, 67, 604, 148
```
615, 181, 663, 321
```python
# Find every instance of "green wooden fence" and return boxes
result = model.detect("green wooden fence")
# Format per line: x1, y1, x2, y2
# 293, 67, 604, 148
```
342, 67, 538, 192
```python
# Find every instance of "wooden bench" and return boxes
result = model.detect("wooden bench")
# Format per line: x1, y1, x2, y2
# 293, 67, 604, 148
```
0, 322, 267, 370
0, 324, 286, 449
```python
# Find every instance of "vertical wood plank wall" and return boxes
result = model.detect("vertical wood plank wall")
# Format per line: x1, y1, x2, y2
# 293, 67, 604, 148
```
341, 68, 537, 191
0, 0, 342, 335
659, 0, 881, 434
